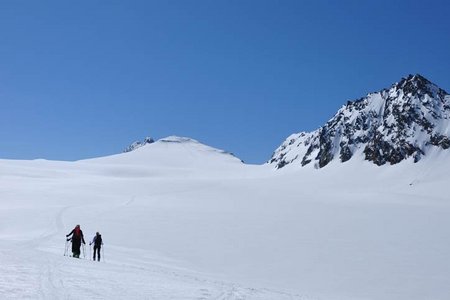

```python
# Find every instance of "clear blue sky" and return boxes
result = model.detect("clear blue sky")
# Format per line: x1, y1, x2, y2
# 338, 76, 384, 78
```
0, 0, 449, 164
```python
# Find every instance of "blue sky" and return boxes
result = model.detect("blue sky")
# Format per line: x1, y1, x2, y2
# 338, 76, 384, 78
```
0, 0, 449, 163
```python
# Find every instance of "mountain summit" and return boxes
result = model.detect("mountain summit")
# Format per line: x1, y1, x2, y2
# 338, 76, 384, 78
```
269, 74, 450, 169
113, 136, 243, 169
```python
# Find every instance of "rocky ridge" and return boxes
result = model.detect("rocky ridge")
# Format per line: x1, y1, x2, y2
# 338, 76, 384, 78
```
269, 74, 450, 169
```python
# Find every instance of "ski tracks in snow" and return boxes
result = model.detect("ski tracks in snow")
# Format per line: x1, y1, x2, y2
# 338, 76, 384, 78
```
0, 234, 307, 300
1, 205, 306, 299
38, 256, 67, 300
0, 246, 307, 299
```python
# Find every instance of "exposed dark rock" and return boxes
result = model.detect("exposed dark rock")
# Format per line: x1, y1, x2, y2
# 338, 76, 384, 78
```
124, 137, 155, 153
269, 74, 450, 169
429, 135, 450, 149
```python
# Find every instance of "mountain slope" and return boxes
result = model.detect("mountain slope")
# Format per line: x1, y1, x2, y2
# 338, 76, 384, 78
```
87, 136, 244, 168
269, 74, 450, 169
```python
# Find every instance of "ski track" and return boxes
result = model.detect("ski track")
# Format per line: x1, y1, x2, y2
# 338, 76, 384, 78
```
0, 188, 307, 299
0, 206, 305, 300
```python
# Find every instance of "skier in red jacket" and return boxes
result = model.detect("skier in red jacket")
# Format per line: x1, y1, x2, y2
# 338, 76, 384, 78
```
66, 225, 86, 258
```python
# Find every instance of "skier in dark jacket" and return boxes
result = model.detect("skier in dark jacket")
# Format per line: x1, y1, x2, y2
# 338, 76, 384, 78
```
66, 225, 86, 258
90, 232, 103, 261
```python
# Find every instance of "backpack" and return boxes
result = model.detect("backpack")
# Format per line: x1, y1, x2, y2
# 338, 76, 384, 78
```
94, 235, 102, 247
73, 227, 81, 238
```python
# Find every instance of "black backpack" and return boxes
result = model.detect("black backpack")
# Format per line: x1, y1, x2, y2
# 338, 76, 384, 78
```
94, 235, 102, 247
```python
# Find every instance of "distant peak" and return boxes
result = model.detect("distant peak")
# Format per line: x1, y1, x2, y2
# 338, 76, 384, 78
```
124, 136, 155, 153
408, 73, 428, 81
394, 73, 444, 96
402, 73, 430, 85
124, 136, 200, 153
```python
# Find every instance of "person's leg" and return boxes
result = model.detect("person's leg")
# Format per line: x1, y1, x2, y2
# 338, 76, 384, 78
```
98, 247, 101, 261
93, 247, 97, 261
73, 240, 81, 258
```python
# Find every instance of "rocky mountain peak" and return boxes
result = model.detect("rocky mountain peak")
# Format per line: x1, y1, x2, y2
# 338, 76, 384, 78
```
394, 74, 447, 99
269, 74, 450, 169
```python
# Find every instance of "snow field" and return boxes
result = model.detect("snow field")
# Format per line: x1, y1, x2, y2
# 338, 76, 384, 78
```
1, 139, 450, 299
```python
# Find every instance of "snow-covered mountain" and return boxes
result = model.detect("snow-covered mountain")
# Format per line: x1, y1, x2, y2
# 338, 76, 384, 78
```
106, 136, 244, 170
269, 74, 450, 169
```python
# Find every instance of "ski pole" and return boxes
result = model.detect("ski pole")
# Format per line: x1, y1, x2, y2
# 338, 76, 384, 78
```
67, 239, 72, 257
89, 243, 92, 260
65, 239, 72, 256
64, 239, 68, 256
82, 244, 86, 259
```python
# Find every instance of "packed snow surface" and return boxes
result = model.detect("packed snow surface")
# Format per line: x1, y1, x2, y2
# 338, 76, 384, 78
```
1, 137, 449, 299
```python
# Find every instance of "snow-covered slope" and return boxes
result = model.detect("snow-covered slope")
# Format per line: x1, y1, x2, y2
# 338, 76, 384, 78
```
92, 136, 243, 168
1, 135, 450, 300
270, 74, 450, 169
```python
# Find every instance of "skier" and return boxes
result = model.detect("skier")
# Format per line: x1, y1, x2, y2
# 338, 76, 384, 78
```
90, 232, 103, 261
66, 225, 86, 258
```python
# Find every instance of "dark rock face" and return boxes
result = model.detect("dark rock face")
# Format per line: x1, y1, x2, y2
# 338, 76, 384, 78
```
429, 135, 450, 149
124, 137, 155, 153
270, 74, 450, 169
